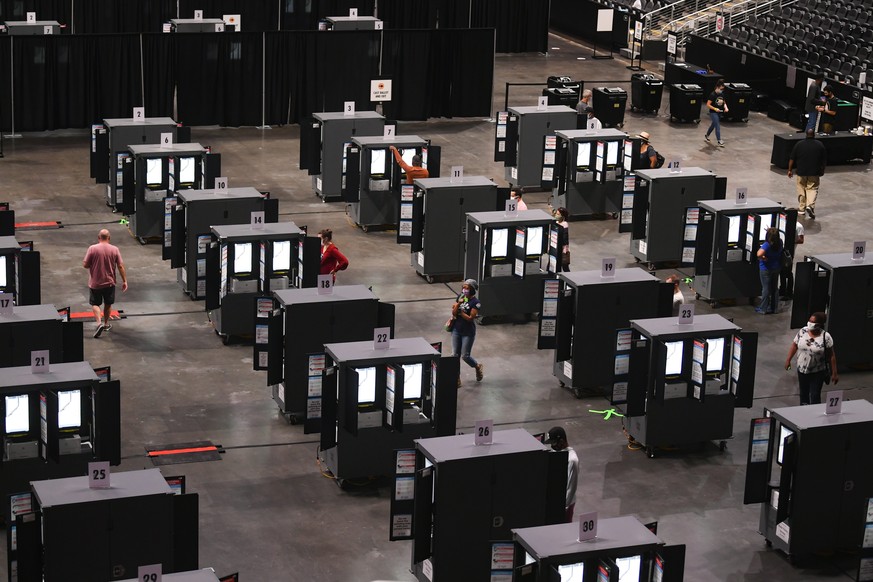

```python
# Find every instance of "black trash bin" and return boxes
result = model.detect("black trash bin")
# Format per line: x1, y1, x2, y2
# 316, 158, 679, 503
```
630, 73, 664, 114
669, 83, 704, 123
542, 87, 579, 107
723, 82, 752, 121
547, 76, 582, 101
592, 86, 628, 128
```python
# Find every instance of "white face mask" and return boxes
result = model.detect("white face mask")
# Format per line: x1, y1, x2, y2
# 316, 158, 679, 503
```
807, 321, 821, 330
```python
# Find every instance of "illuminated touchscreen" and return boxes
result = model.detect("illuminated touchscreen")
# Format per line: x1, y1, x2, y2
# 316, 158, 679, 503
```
777, 425, 794, 464
57, 390, 81, 429
606, 142, 619, 166
272, 240, 291, 272
146, 158, 162, 186
559, 563, 584, 582
576, 142, 592, 167
401, 148, 416, 167
759, 213, 773, 240
5, 394, 29, 434
370, 149, 387, 176
706, 337, 725, 372
234, 242, 253, 275
616, 555, 642, 581
727, 215, 741, 244
402, 363, 423, 399
490, 228, 509, 258
526, 227, 544, 255
178, 157, 195, 184
665, 341, 684, 376
356, 366, 377, 404
0, 255, 7, 287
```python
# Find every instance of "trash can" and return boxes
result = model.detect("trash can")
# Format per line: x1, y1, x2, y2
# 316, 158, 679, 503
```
592, 87, 628, 128
548, 76, 582, 101
723, 82, 752, 121
630, 73, 664, 114
542, 87, 579, 107
669, 83, 704, 123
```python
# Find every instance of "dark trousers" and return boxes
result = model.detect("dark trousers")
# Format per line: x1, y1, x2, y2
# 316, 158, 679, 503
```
798, 370, 828, 405
779, 264, 794, 297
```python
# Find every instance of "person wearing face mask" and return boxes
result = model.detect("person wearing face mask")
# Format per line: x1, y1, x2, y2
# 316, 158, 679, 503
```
704, 80, 728, 147
318, 228, 349, 282
544, 426, 578, 522
785, 311, 838, 405
510, 190, 528, 211
553, 207, 570, 271
449, 279, 483, 384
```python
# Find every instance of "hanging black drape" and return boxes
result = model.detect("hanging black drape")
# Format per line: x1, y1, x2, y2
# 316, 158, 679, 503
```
174, 32, 263, 126
435, 0, 471, 28
11, 34, 140, 131
280, 0, 376, 30
380, 30, 433, 121
426, 29, 494, 118
0, 0, 72, 29
73, 0, 176, 34
141, 33, 175, 117
178, 0, 279, 32
377, 0, 436, 29
471, 0, 548, 53
0, 36, 10, 132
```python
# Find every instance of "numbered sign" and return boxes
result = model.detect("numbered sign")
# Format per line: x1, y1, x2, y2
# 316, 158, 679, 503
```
383, 125, 395, 139
474, 419, 494, 445
504, 198, 519, 217
825, 390, 843, 415
735, 187, 748, 205
160, 132, 173, 148
138, 565, 162, 582
194, 9, 204, 20
853, 241, 867, 261
450, 166, 464, 183
667, 159, 681, 173
577, 511, 598, 542
678, 303, 695, 325
26, 12, 36, 22
43, 25, 53, 34
133, 107, 145, 121
88, 461, 111, 489
31, 350, 50, 374
349, 7, 359, 18
0, 292, 12, 316
537, 96, 548, 110
601, 258, 616, 278
214, 177, 229, 192
215, 22, 225, 32
316, 274, 333, 295
373, 327, 391, 350
374, 20, 383, 30
250, 211, 265, 230
344, 101, 355, 116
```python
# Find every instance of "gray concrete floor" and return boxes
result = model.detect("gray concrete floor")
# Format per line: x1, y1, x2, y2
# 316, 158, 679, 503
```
2, 33, 873, 581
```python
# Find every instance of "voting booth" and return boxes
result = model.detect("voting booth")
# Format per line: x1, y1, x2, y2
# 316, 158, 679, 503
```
0, 304, 83, 368
0, 235, 40, 306
496, 106, 577, 189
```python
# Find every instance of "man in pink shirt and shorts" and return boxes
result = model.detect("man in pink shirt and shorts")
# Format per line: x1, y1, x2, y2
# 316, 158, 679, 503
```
83, 229, 128, 338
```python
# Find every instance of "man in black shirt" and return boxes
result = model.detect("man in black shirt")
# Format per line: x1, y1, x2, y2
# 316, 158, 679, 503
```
787, 129, 826, 219
819, 86, 838, 134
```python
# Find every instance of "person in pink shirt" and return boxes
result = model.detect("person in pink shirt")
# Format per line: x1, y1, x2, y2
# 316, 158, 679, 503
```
83, 229, 128, 338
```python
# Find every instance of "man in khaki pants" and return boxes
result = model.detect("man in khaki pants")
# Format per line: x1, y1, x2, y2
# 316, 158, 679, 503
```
787, 129, 826, 219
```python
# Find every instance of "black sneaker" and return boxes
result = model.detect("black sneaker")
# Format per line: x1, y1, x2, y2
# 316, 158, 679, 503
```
103, 324, 112, 332
806, 207, 816, 219
94, 324, 105, 338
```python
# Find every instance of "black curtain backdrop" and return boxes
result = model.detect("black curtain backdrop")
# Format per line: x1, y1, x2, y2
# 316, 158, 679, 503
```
435, 0, 471, 28
377, 0, 436, 29
178, 0, 279, 32
141, 33, 175, 118
0, 0, 72, 30
0, 36, 10, 131
280, 0, 376, 31
380, 30, 433, 121
174, 32, 263, 126
471, 0, 548, 53
427, 29, 494, 118
72, 0, 175, 34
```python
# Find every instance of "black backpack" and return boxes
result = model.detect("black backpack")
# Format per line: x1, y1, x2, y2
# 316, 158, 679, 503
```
654, 152, 665, 168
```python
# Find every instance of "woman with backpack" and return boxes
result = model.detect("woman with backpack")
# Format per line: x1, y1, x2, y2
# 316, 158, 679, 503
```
637, 132, 663, 168
756, 227, 783, 314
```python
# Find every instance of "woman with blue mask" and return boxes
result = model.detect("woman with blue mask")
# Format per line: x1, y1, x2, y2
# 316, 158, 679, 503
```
784, 311, 839, 405
448, 279, 484, 385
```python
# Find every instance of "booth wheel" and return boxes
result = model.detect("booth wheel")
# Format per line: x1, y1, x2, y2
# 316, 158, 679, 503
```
764, 539, 773, 548
646, 262, 656, 272
573, 387, 584, 399
287, 414, 299, 425
214, 329, 230, 345
646, 446, 655, 459
558, 381, 566, 388
709, 300, 719, 308
719, 440, 727, 452
425, 275, 435, 284
137, 237, 147, 246
361, 225, 369, 233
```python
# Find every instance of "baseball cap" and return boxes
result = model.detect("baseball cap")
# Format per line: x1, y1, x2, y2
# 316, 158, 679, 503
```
545, 426, 567, 444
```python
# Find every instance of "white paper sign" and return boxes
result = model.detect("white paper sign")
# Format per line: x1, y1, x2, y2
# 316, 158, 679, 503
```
373, 327, 391, 350
31, 350, 50, 374
26, 12, 36, 22
825, 390, 843, 415
214, 177, 228, 192
160, 132, 173, 148
474, 419, 494, 445
316, 274, 333, 294
578, 511, 598, 541
349, 8, 358, 18
383, 125, 395, 138
88, 461, 111, 489
0, 293, 12, 316
634, 21, 643, 41
601, 258, 616, 278
667, 159, 681, 173
735, 187, 748, 205
854, 241, 867, 261
504, 199, 518, 216
678, 303, 695, 325
450, 166, 464, 182
667, 33, 677, 56
371, 79, 392, 102
344, 101, 355, 116
43, 25, 53, 34
250, 211, 265, 230
861, 96, 873, 122
138, 564, 162, 582
537, 96, 548, 110
374, 20, 383, 30
215, 22, 225, 32
194, 10, 204, 20
133, 107, 145, 121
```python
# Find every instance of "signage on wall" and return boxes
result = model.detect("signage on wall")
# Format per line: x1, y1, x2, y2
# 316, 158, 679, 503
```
370, 79, 393, 102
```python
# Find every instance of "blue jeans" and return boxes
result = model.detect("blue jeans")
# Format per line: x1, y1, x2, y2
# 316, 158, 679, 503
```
706, 110, 721, 141
805, 110, 818, 131
451, 331, 479, 368
759, 268, 780, 313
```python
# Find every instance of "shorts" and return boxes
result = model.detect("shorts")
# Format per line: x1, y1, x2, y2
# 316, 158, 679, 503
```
89, 286, 116, 306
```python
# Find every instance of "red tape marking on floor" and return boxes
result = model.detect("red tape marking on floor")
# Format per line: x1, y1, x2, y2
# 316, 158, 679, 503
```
147, 446, 219, 457
15, 221, 62, 229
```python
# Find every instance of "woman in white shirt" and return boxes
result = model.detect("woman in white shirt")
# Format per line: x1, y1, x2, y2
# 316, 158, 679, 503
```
784, 311, 838, 405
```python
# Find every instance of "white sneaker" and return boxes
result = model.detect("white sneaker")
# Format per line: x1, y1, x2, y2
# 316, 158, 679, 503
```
717, 141, 726, 147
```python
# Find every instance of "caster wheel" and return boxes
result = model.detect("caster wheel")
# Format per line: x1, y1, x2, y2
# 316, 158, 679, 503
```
573, 388, 583, 399
646, 446, 655, 459
695, 119, 701, 124
695, 293, 701, 300
765, 539, 772, 548
710, 300, 718, 308
647, 262, 656, 272
361, 225, 369, 233
634, 257, 641, 263
221, 334, 230, 345
610, 212, 618, 219
289, 414, 299, 425
425, 275, 435, 284
559, 381, 566, 388
719, 440, 727, 451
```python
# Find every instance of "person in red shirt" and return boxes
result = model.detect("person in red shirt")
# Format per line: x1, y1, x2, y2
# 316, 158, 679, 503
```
82, 229, 128, 338
318, 228, 349, 282
389, 145, 429, 184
